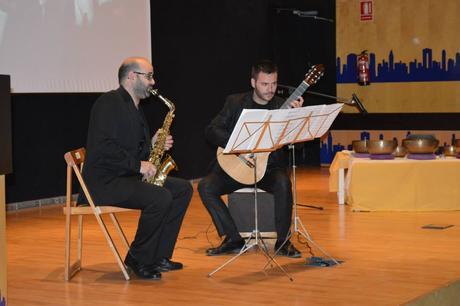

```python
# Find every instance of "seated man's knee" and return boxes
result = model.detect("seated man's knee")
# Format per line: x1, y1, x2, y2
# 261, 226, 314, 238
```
197, 177, 210, 196
198, 176, 220, 206
175, 179, 194, 200
276, 176, 292, 193
184, 181, 194, 198
151, 189, 173, 212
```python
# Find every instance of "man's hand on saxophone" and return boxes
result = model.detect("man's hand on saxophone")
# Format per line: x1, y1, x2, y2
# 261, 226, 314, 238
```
152, 130, 174, 151
140, 161, 157, 180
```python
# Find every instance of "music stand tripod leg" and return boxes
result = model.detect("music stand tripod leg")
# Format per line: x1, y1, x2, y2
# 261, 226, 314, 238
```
207, 232, 258, 277
296, 217, 340, 265
208, 154, 293, 281
263, 230, 294, 270
289, 144, 323, 210
264, 145, 340, 268
289, 144, 340, 265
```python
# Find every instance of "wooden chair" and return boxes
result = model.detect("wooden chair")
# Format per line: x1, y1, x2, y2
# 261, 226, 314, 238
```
64, 147, 133, 281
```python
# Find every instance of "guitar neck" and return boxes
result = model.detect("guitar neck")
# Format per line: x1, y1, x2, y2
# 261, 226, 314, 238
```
280, 81, 310, 109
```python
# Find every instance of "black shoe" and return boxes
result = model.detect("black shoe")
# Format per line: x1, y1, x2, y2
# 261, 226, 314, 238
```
206, 236, 245, 256
275, 240, 301, 258
155, 258, 183, 272
124, 253, 162, 280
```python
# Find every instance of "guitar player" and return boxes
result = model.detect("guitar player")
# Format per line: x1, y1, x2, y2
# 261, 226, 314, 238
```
198, 59, 304, 257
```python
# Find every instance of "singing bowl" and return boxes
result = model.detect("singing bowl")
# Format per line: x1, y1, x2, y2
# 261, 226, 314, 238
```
406, 134, 436, 141
455, 139, 460, 150
352, 140, 369, 153
367, 140, 397, 155
443, 145, 457, 156
402, 138, 439, 154
393, 145, 407, 157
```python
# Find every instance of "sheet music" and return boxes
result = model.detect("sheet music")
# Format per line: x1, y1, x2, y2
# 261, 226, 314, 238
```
287, 103, 343, 144
223, 109, 269, 153
266, 108, 311, 146
223, 103, 343, 153
315, 103, 343, 137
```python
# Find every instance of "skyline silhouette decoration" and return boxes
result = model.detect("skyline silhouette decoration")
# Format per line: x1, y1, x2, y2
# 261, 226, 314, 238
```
337, 48, 460, 83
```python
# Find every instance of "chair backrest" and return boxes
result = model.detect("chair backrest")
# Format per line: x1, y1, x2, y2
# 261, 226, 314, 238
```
64, 147, 86, 168
64, 148, 98, 210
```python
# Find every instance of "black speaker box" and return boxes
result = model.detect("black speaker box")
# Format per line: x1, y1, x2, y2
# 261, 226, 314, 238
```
228, 189, 276, 236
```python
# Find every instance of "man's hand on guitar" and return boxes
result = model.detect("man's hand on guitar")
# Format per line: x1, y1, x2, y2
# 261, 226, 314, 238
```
290, 96, 304, 108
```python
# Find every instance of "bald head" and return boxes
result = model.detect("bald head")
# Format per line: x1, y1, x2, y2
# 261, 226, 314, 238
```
118, 57, 152, 84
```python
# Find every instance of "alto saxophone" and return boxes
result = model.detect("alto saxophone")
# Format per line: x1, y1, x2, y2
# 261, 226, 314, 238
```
146, 88, 178, 186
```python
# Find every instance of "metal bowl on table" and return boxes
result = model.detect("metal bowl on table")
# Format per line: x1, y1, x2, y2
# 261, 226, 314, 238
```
352, 140, 368, 153
393, 145, 407, 158
402, 138, 439, 154
455, 139, 460, 152
406, 134, 436, 141
443, 145, 457, 157
367, 140, 397, 155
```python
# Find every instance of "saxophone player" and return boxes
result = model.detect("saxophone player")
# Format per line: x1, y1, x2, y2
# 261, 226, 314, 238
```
80, 57, 193, 280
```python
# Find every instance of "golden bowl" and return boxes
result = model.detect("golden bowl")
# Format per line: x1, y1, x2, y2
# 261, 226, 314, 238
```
393, 145, 407, 158
443, 145, 457, 156
402, 138, 439, 154
406, 134, 436, 141
352, 140, 368, 153
368, 140, 397, 155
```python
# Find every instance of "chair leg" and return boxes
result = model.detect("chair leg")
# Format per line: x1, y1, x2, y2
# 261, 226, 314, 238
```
94, 214, 131, 280
77, 215, 83, 267
65, 214, 83, 281
109, 213, 130, 251
64, 208, 71, 281
64, 164, 74, 281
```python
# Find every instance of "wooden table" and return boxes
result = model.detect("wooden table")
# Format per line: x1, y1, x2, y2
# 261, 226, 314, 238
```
330, 153, 460, 211
329, 151, 460, 211
329, 151, 351, 205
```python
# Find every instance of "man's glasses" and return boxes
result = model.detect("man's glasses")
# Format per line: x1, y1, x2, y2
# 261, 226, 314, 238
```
133, 71, 154, 81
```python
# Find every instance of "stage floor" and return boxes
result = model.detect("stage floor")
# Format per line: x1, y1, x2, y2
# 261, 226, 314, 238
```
6, 167, 460, 305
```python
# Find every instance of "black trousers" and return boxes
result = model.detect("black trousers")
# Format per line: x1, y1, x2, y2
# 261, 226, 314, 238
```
198, 164, 293, 242
116, 176, 192, 265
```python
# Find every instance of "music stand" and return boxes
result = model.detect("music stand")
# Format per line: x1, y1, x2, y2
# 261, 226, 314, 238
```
264, 103, 343, 268
272, 144, 340, 267
287, 91, 366, 252
277, 85, 368, 211
208, 103, 343, 278
208, 110, 295, 280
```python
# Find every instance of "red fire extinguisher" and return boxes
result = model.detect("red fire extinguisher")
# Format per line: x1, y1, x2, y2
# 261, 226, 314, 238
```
357, 50, 370, 86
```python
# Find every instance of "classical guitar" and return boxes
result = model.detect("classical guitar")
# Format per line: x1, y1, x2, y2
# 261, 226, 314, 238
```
217, 64, 325, 184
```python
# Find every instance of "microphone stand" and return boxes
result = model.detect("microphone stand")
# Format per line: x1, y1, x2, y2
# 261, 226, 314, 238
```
278, 84, 368, 114
276, 8, 334, 23
304, 91, 368, 115
289, 144, 323, 210
278, 85, 368, 210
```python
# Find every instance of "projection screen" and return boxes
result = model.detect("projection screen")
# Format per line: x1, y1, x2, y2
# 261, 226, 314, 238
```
0, 0, 151, 93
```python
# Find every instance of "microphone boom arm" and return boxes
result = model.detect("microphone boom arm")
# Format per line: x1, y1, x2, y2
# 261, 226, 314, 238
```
277, 84, 368, 114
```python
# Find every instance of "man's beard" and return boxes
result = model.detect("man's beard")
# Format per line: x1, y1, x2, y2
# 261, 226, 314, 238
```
133, 81, 150, 99
255, 90, 274, 102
